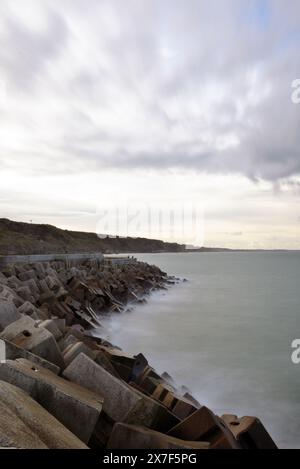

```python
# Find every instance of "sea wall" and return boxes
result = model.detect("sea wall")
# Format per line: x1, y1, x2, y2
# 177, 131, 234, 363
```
0, 257, 277, 449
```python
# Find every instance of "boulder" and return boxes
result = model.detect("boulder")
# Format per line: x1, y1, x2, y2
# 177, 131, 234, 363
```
0, 315, 64, 368
0, 380, 87, 449
0, 358, 103, 443
107, 423, 210, 450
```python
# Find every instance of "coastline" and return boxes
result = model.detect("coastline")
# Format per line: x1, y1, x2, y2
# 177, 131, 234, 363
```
0, 255, 277, 449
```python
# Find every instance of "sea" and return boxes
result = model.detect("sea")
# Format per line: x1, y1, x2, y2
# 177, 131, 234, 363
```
99, 252, 300, 449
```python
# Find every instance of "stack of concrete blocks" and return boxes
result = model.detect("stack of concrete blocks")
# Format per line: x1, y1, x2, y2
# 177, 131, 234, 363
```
0, 257, 278, 449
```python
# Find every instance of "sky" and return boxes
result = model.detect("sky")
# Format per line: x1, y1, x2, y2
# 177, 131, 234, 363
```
0, 0, 300, 248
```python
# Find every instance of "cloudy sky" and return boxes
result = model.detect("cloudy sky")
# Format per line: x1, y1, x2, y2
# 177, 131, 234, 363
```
0, 0, 300, 248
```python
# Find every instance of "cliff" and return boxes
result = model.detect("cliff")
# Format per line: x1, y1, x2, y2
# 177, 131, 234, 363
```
0, 218, 185, 255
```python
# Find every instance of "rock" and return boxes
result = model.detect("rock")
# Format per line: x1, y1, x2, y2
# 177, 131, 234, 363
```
221, 414, 278, 449
0, 299, 21, 332
167, 406, 240, 449
107, 423, 210, 450
0, 358, 103, 443
0, 315, 64, 368
0, 380, 87, 449
63, 354, 179, 432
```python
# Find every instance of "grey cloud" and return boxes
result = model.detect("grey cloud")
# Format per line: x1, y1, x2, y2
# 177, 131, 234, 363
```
0, 0, 300, 181
0, 5, 68, 92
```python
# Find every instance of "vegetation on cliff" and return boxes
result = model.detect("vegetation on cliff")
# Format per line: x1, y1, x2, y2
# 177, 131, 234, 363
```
0, 218, 185, 255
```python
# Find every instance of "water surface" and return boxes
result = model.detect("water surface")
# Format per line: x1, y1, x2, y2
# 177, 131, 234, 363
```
100, 252, 300, 448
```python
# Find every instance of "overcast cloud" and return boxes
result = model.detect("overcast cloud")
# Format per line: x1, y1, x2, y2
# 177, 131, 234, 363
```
0, 0, 299, 181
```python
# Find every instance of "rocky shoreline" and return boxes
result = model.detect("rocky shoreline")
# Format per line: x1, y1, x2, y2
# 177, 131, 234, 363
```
0, 256, 277, 449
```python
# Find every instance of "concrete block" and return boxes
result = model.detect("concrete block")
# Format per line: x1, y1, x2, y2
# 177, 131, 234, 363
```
0, 315, 65, 368
133, 376, 158, 395
102, 347, 135, 369
0, 380, 87, 449
172, 398, 198, 420
63, 341, 97, 367
18, 301, 49, 320
0, 299, 21, 331
161, 392, 179, 410
60, 333, 78, 352
94, 350, 121, 378
6, 276, 22, 290
221, 414, 277, 449
136, 365, 162, 387
112, 361, 132, 381
3, 339, 60, 374
51, 317, 66, 333
168, 406, 240, 449
63, 353, 141, 422
63, 354, 179, 432
32, 263, 46, 279
0, 272, 8, 285
39, 319, 63, 341
130, 353, 148, 381
107, 423, 210, 450
18, 270, 37, 282
0, 285, 24, 307
23, 279, 39, 299
182, 392, 201, 408
16, 286, 35, 303
0, 358, 103, 443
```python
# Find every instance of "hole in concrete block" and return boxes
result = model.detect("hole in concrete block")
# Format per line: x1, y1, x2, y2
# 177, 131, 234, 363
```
22, 330, 32, 337
230, 421, 240, 426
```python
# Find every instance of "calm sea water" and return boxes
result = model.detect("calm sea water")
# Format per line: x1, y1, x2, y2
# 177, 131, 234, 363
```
99, 252, 300, 449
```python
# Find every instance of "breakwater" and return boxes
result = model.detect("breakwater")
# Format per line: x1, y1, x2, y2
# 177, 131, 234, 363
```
0, 256, 277, 449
